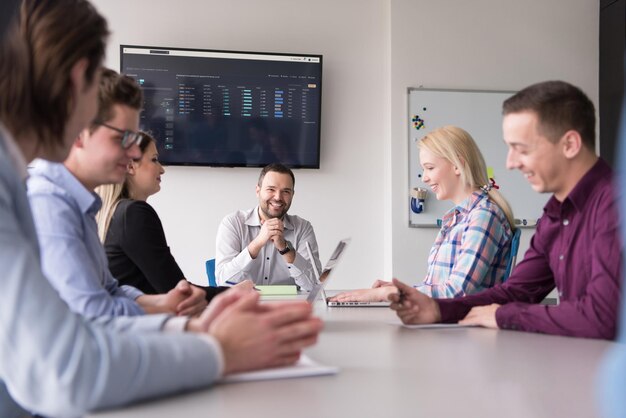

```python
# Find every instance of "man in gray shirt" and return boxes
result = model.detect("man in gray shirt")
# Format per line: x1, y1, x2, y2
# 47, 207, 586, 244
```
216, 164, 322, 291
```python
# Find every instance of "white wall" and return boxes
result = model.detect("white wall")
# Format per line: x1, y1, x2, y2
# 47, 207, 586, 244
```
92, 0, 389, 288
92, 0, 598, 288
389, 0, 599, 281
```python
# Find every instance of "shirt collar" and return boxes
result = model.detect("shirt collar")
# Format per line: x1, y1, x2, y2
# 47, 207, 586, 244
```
441, 190, 486, 226
29, 159, 101, 215
245, 207, 263, 226
0, 123, 29, 181
543, 158, 611, 218
245, 205, 294, 230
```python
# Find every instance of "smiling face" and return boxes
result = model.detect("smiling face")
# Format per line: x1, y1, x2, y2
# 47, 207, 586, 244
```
256, 171, 294, 220
419, 146, 464, 203
503, 111, 569, 199
128, 140, 165, 201
70, 104, 141, 190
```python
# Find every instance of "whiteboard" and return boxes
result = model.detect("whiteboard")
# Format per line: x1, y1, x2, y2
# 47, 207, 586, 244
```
408, 88, 549, 228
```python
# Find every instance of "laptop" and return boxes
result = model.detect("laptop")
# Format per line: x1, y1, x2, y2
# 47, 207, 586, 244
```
305, 240, 390, 307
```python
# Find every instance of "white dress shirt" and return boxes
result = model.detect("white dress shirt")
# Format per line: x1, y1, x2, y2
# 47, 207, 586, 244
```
215, 206, 322, 291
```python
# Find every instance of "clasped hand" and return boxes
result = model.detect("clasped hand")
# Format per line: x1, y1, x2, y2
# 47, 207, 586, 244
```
258, 218, 286, 249
137, 280, 208, 316
188, 287, 323, 374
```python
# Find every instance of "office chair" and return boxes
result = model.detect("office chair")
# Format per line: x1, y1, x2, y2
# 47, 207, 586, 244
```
205, 258, 217, 287
503, 228, 521, 281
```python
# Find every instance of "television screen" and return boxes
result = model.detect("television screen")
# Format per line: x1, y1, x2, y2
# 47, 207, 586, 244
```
120, 45, 323, 168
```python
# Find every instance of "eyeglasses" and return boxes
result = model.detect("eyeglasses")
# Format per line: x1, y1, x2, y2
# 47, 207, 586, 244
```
93, 121, 145, 149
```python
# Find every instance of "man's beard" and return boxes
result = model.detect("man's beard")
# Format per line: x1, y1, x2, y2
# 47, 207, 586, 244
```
260, 200, 289, 219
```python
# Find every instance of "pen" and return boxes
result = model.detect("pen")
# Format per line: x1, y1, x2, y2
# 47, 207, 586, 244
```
225, 280, 261, 291
397, 289, 405, 304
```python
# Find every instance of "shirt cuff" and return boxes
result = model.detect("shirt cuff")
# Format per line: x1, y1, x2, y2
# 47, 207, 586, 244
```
288, 252, 307, 275
494, 302, 523, 331
120, 284, 144, 300
196, 335, 225, 377
162, 316, 190, 333
161, 317, 225, 376
437, 298, 472, 323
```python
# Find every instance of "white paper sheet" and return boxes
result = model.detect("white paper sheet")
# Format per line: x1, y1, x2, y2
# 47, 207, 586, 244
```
220, 355, 338, 383
388, 321, 480, 329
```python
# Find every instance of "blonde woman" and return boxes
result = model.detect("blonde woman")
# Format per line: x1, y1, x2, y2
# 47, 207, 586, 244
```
330, 126, 515, 302
97, 132, 251, 301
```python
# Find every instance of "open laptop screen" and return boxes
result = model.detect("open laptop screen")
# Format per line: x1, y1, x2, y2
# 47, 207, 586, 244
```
306, 238, 350, 303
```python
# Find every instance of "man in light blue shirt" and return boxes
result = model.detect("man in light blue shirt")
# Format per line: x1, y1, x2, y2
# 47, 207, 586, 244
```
28, 69, 208, 318
0, 2, 321, 416
29, 159, 146, 315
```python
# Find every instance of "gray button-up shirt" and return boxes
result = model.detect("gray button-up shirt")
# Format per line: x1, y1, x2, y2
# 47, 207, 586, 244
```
215, 207, 322, 291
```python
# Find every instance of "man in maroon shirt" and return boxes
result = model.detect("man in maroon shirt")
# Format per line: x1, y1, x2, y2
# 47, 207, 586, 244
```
390, 80, 622, 340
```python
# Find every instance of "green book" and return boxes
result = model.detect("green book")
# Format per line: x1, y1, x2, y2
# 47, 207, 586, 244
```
255, 285, 298, 295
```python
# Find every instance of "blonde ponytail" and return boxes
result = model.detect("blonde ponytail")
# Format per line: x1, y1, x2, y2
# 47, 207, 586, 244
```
95, 183, 125, 242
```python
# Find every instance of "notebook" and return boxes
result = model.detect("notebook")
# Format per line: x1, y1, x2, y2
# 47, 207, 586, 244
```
305, 240, 389, 307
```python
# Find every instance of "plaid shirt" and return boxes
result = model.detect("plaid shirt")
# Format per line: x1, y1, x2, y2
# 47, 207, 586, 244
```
416, 191, 512, 298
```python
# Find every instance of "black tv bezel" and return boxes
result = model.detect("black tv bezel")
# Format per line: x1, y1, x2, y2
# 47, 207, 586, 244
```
120, 44, 323, 169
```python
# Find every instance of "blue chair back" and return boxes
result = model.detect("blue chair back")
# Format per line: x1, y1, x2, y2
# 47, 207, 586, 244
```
503, 228, 521, 281
205, 258, 217, 287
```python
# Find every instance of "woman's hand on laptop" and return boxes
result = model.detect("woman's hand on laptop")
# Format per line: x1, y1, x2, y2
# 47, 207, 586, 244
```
371, 279, 394, 288
328, 287, 396, 303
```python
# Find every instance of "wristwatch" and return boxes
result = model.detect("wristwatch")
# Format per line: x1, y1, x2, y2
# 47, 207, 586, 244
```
278, 240, 293, 255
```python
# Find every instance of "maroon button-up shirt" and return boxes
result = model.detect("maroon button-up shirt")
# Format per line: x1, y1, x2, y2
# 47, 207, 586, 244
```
438, 159, 622, 339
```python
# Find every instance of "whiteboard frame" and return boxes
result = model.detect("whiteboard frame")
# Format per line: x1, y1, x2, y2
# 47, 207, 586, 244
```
407, 87, 544, 229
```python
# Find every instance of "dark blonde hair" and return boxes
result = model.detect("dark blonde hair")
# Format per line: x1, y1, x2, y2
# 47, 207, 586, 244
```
0, 0, 108, 149
90, 68, 143, 130
418, 126, 515, 230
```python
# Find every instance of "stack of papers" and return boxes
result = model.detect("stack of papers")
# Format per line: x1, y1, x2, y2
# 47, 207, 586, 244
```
220, 355, 338, 383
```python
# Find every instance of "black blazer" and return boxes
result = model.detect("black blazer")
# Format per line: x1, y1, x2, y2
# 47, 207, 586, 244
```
105, 199, 226, 301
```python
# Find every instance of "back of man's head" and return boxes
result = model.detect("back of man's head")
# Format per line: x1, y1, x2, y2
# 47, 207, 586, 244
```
0, 0, 19, 39
502, 80, 596, 150
258, 163, 296, 188
0, 0, 108, 148
91, 68, 143, 129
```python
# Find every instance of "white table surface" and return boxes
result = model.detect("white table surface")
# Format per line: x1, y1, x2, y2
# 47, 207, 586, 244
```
89, 298, 612, 418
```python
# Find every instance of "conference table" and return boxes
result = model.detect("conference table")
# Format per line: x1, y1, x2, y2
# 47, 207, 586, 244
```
89, 294, 613, 418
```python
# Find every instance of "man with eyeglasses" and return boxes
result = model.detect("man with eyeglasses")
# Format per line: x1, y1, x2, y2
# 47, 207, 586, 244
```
27, 68, 209, 318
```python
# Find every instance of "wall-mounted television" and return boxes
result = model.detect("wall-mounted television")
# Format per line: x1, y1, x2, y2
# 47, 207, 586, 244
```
120, 45, 323, 168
